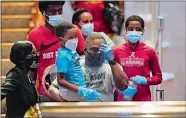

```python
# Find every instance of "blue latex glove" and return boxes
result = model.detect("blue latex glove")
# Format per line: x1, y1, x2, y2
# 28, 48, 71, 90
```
133, 75, 147, 85
118, 86, 137, 96
99, 43, 113, 62
77, 87, 101, 102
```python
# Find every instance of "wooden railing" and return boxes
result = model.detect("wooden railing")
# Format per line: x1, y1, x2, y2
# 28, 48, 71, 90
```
2, 101, 186, 118
39, 101, 186, 117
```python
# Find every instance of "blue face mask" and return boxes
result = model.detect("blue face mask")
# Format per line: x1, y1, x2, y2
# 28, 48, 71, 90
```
44, 12, 63, 27
81, 23, 94, 36
126, 31, 143, 43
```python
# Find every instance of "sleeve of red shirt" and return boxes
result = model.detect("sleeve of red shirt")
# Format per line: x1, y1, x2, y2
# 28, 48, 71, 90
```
75, 25, 85, 55
146, 49, 162, 85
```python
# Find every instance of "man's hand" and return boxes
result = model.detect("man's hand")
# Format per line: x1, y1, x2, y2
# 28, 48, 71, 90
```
131, 75, 147, 85
100, 43, 114, 62
77, 87, 101, 102
118, 86, 137, 96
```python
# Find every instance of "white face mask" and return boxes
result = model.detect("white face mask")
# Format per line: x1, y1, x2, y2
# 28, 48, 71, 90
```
65, 38, 78, 51
44, 12, 63, 27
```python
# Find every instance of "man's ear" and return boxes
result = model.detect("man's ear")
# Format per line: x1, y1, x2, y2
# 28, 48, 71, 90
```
59, 37, 66, 46
75, 22, 81, 29
74, 21, 78, 25
142, 29, 145, 35
58, 37, 65, 41
124, 28, 128, 34
43, 11, 49, 20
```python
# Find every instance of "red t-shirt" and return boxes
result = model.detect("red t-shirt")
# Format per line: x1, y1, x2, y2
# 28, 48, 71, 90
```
114, 41, 162, 101
27, 25, 85, 95
76, 1, 113, 34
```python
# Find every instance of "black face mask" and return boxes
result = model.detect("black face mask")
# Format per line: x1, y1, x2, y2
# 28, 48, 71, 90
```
25, 54, 38, 69
85, 51, 105, 67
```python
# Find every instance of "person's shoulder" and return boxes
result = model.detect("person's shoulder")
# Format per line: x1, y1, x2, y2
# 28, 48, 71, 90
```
141, 42, 156, 52
57, 48, 73, 60
140, 42, 157, 56
28, 25, 45, 36
57, 48, 68, 56
27, 25, 46, 45
6, 67, 21, 78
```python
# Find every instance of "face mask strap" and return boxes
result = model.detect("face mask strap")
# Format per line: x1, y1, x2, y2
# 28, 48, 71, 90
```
43, 11, 48, 17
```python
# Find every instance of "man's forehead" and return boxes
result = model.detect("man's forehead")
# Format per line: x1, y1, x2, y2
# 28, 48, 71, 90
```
128, 21, 141, 27
87, 39, 105, 48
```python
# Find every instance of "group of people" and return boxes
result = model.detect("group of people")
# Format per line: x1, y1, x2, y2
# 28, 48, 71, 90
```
1, 1, 162, 118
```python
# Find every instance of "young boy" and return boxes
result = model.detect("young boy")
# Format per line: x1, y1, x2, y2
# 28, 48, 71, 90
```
114, 15, 162, 101
55, 21, 100, 102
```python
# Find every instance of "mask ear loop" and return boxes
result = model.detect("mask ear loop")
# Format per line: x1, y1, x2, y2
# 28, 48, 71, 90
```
42, 11, 45, 16
43, 12, 49, 21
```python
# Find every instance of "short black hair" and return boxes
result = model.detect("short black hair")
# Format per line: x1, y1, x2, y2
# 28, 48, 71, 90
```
38, 1, 65, 14
56, 21, 75, 38
72, 8, 90, 24
125, 15, 145, 29
10, 41, 33, 65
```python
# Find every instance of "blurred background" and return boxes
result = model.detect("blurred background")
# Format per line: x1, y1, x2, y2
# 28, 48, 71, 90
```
1, 1, 185, 104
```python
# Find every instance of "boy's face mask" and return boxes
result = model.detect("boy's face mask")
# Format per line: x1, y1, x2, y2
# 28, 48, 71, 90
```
44, 12, 63, 27
126, 30, 143, 43
65, 38, 78, 51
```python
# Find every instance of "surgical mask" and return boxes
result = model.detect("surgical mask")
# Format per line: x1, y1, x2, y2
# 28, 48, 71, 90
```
65, 38, 78, 51
126, 31, 143, 43
44, 12, 63, 27
81, 23, 94, 36
85, 51, 104, 67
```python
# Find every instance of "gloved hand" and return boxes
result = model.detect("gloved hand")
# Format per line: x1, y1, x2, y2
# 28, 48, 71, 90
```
131, 75, 147, 85
77, 87, 101, 102
118, 86, 137, 96
99, 43, 113, 62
